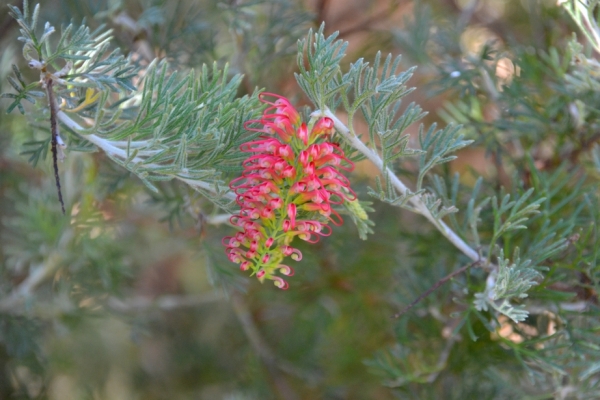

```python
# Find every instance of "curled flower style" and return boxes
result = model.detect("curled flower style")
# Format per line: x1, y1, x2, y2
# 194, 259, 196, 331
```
223, 93, 357, 289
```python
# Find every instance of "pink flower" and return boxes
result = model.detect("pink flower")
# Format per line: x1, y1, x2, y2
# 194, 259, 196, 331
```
223, 93, 356, 289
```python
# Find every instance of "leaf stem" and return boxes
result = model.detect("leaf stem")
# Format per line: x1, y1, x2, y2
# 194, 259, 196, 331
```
56, 111, 236, 200
314, 108, 480, 262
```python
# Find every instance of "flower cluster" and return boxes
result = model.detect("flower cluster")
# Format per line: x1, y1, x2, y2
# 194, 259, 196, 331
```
223, 93, 356, 289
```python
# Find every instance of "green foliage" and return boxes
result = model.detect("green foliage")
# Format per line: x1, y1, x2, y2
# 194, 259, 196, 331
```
342, 198, 375, 240
1, 0, 600, 399
80, 59, 261, 203
9, 1, 136, 90
2, 0, 266, 212
0, 64, 45, 114
296, 27, 473, 231
296, 25, 348, 111
416, 123, 471, 191
489, 188, 543, 256
474, 248, 542, 323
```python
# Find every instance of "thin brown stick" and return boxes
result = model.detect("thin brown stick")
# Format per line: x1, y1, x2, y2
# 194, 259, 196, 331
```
393, 260, 481, 318
45, 77, 65, 214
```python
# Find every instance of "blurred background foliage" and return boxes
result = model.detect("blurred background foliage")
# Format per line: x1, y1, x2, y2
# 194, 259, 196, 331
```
1, 0, 599, 399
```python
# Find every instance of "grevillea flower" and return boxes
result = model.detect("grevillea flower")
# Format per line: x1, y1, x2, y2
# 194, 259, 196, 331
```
223, 93, 356, 289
